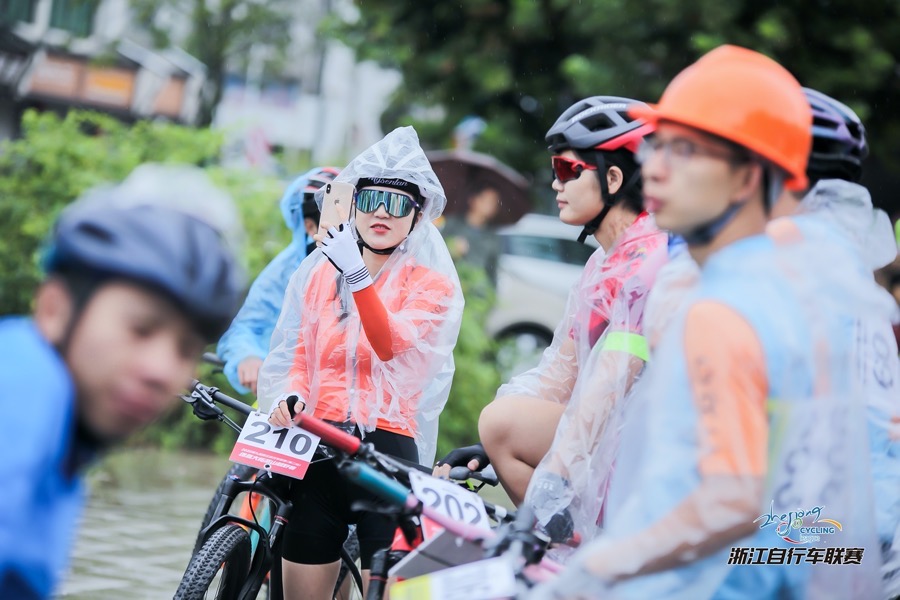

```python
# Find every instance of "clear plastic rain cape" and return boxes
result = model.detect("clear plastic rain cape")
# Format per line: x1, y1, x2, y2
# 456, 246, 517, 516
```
510, 214, 669, 545
799, 178, 898, 271
528, 229, 889, 599
793, 180, 900, 598
257, 127, 464, 466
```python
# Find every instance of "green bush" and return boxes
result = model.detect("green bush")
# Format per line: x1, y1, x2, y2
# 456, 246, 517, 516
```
0, 109, 287, 451
0, 109, 224, 315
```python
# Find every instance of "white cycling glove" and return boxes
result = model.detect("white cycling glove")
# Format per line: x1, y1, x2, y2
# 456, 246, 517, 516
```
320, 222, 373, 293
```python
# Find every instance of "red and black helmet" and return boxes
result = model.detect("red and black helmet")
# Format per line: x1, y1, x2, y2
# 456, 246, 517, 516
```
546, 96, 654, 243
546, 96, 654, 154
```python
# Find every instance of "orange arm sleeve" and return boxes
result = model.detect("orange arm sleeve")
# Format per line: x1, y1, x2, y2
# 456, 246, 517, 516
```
683, 301, 768, 478
352, 286, 393, 361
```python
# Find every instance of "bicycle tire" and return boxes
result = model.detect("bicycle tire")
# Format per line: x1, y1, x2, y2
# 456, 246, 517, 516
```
194, 463, 257, 554
176, 524, 253, 600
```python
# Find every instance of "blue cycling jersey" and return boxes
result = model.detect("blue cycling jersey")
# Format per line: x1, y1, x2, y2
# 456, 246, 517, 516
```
0, 318, 84, 599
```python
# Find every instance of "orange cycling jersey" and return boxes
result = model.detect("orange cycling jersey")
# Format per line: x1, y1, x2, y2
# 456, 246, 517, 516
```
288, 260, 454, 437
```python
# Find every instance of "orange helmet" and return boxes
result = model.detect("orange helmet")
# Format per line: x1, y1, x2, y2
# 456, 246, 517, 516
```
630, 45, 811, 191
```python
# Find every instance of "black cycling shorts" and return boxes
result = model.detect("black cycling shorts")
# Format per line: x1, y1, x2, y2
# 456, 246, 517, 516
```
280, 427, 418, 570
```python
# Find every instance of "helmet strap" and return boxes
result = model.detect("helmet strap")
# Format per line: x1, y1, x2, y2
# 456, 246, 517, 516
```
681, 202, 744, 246
577, 153, 608, 244
764, 167, 785, 213
578, 152, 641, 244
683, 162, 779, 246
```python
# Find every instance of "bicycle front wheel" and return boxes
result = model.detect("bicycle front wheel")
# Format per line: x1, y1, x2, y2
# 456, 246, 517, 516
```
194, 463, 258, 554
176, 524, 253, 600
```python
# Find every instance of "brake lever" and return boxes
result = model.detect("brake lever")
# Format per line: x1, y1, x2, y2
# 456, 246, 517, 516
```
181, 385, 224, 421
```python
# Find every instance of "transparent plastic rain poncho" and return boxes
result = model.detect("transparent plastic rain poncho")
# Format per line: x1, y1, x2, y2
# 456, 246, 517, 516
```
507, 213, 669, 544
793, 179, 900, 598
217, 169, 323, 394
257, 127, 464, 466
529, 231, 888, 599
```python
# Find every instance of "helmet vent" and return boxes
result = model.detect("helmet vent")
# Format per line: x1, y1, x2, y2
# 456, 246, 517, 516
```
583, 112, 617, 133
76, 222, 114, 243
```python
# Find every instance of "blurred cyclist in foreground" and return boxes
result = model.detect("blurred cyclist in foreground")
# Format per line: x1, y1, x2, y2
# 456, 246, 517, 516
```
0, 165, 244, 599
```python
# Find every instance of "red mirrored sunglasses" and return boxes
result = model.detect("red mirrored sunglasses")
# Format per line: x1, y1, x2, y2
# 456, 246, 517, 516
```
551, 156, 598, 183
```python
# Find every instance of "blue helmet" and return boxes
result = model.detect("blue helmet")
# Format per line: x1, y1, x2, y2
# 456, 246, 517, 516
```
44, 202, 245, 342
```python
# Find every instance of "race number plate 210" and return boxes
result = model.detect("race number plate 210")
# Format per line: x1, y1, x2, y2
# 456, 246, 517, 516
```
229, 412, 320, 479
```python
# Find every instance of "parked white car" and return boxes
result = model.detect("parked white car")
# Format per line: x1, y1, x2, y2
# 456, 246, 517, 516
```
487, 214, 599, 378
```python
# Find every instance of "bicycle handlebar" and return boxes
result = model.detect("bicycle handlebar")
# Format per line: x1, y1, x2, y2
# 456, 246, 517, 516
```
187, 379, 253, 416
202, 352, 226, 368
293, 413, 362, 455
183, 380, 564, 578
448, 465, 500, 487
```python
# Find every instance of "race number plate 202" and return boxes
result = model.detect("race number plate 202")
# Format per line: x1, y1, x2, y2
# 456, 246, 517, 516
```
409, 471, 491, 539
229, 412, 320, 479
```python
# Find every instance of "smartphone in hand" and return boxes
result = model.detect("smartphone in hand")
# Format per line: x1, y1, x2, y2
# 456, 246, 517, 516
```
320, 182, 355, 232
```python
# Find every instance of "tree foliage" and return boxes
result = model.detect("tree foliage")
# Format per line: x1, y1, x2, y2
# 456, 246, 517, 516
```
130, 0, 292, 126
338, 0, 900, 215
436, 263, 501, 457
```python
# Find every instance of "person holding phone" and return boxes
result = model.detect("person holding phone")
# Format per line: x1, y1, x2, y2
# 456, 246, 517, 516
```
257, 126, 464, 600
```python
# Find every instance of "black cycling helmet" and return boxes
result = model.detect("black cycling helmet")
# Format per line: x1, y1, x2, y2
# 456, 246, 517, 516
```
44, 203, 244, 342
546, 96, 655, 243
804, 88, 868, 184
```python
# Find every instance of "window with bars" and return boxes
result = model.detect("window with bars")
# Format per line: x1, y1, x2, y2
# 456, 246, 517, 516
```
0, 0, 37, 25
49, 0, 100, 38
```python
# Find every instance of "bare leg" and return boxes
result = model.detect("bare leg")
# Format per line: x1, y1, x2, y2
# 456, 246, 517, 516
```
478, 394, 565, 505
281, 559, 341, 600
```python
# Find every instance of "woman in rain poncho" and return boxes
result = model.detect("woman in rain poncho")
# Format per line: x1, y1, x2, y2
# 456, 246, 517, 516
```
440, 97, 668, 547
257, 127, 463, 599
